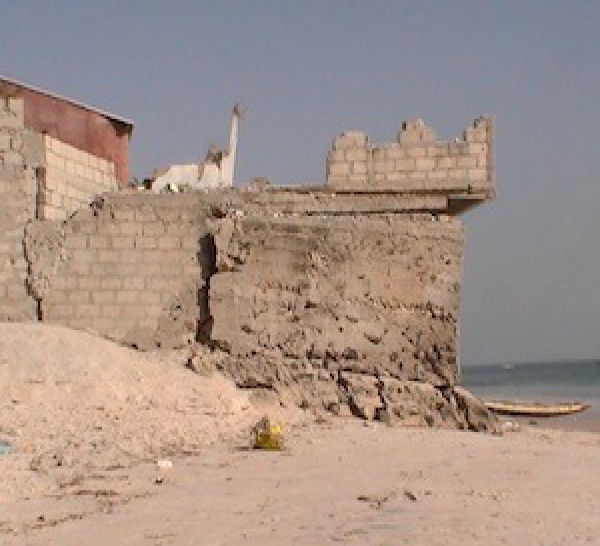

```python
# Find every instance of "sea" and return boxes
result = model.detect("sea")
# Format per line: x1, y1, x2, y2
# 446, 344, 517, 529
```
461, 360, 600, 432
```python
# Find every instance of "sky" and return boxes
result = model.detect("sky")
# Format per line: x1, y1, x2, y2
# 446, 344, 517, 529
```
1, 1, 599, 365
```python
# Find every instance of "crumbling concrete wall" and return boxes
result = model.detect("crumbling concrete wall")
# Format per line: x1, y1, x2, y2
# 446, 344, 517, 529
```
0, 98, 38, 321
326, 117, 493, 198
0, 167, 37, 321
25, 193, 214, 348
205, 211, 488, 429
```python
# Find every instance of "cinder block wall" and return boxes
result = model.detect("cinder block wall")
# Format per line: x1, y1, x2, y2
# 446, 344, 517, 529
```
27, 194, 214, 348
40, 135, 119, 220
326, 117, 493, 194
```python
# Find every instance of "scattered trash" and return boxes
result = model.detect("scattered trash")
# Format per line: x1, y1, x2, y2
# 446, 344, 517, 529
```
404, 489, 418, 502
357, 491, 395, 509
502, 420, 521, 433
252, 416, 284, 450
0, 440, 13, 455
157, 459, 173, 470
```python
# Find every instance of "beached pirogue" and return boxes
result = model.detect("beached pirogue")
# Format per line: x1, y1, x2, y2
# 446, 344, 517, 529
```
484, 400, 590, 417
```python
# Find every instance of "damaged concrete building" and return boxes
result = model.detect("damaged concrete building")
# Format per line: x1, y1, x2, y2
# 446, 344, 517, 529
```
0, 79, 496, 430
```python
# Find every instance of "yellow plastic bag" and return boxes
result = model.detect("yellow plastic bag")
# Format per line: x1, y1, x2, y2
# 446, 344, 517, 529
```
252, 416, 284, 450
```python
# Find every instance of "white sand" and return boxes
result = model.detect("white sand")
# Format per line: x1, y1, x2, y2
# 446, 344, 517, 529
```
1, 324, 598, 545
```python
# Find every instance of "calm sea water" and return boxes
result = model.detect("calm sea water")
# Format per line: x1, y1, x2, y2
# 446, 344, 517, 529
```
461, 360, 600, 430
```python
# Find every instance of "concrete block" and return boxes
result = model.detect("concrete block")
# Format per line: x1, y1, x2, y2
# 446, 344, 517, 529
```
65, 233, 88, 249
138, 291, 162, 305
78, 277, 101, 290
96, 222, 122, 236
327, 149, 346, 163
448, 142, 469, 156
111, 236, 135, 250
467, 169, 488, 182
345, 149, 368, 162
120, 222, 143, 236
448, 169, 468, 180
142, 222, 165, 236
135, 207, 157, 223
88, 235, 110, 249
415, 158, 436, 171
123, 277, 145, 290
467, 143, 486, 155
328, 162, 351, 177
426, 145, 447, 158
2, 150, 24, 166
394, 158, 416, 171
457, 157, 478, 168
332, 132, 368, 150
116, 291, 138, 304
436, 157, 457, 169
92, 291, 115, 304
0, 134, 11, 150
351, 162, 367, 175
405, 146, 427, 158
158, 237, 180, 250
74, 304, 96, 318
141, 251, 165, 265
68, 291, 91, 303
118, 250, 144, 264
373, 160, 395, 172
101, 278, 123, 290
427, 170, 449, 180
96, 250, 117, 263
180, 235, 201, 250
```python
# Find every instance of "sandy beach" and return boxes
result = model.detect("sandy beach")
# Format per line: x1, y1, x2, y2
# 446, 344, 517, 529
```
1, 324, 599, 545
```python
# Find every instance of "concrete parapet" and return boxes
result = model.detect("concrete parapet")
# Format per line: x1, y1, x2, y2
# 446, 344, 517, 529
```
326, 116, 495, 213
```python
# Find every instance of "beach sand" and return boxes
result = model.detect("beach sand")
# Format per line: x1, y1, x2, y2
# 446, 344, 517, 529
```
1, 324, 599, 545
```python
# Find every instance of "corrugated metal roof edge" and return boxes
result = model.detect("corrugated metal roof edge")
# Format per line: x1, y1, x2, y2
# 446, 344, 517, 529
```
0, 75, 134, 135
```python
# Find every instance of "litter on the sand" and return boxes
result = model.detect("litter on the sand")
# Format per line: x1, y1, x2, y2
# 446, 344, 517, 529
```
252, 416, 284, 450
0, 440, 13, 455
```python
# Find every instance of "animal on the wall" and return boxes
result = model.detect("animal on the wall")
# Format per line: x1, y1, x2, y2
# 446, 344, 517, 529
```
152, 103, 242, 192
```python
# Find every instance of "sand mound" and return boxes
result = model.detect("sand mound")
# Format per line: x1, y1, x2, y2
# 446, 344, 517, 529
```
0, 323, 263, 500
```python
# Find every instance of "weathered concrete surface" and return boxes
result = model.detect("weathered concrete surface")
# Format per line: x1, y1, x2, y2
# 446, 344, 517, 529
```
204, 210, 494, 431
0, 167, 37, 321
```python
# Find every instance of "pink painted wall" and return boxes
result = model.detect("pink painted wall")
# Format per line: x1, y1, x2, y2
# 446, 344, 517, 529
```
13, 88, 130, 186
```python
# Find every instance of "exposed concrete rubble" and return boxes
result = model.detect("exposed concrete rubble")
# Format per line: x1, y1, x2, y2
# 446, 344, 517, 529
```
205, 207, 496, 432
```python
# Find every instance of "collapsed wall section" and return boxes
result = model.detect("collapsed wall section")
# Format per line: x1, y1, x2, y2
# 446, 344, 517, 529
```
26, 193, 214, 348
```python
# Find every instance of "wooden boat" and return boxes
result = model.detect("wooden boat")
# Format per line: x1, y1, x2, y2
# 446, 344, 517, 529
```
484, 400, 590, 417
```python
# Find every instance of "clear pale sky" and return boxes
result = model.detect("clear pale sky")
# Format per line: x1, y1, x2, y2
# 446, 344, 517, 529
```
2, 2, 599, 365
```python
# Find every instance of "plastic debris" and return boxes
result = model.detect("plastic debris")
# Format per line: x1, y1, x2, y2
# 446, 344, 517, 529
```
0, 440, 13, 455
252, 416, 284, 450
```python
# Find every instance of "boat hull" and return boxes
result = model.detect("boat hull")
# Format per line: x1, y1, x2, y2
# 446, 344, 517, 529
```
484, 401, 590, 417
